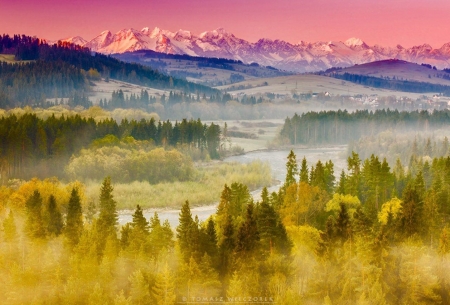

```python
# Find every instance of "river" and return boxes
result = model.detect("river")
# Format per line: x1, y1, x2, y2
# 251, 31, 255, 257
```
118, 146, 347, 227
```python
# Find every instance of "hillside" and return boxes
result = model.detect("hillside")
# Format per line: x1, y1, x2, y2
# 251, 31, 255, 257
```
114, 50, 291, 86
0, 34, 219, 108
328, 59, 450, 86
216, 74, 428, 99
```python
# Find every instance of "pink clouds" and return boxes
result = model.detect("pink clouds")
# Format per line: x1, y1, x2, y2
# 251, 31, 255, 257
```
1, 0, 450, 48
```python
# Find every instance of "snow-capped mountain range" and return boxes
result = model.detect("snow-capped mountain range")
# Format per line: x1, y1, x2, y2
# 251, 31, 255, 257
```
58, 27, 450, 73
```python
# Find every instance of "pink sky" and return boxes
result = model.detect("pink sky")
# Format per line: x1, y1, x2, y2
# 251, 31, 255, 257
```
1, 0, 450, 48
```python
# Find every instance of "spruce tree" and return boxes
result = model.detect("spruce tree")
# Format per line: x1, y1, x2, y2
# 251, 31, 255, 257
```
299, 156, 309, 183
46, 194, 63, 236
284, 150, 298, 188
177, 200, 194, 261
219, 214, 235, 279
97, 177, 118, 235
25, 190, 46, 239
131, 204, 149, 233
236, 203, 260, 255
335, 202, 351, 243
65, 188, 83, 246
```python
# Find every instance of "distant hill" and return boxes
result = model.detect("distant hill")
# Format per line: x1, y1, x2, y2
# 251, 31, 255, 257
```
325, 60, 450, 95
0, 34, 219, 108
113, 50, 291, 87
327, 59, 450, 86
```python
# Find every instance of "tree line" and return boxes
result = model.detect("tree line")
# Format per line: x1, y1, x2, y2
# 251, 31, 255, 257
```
0, 113, 221, 179
280, 109, 450, 145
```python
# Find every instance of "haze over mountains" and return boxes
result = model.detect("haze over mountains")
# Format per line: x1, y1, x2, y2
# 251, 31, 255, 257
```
57, 27, 450, 73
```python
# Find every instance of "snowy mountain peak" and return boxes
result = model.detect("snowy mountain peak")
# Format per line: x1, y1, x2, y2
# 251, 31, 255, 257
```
345, 37, 365, 47
73, 26, 450, 72
149, 27, 162, 38
59, 36, 88, 46
174, 29, 193, 40
199, 28, 232, 40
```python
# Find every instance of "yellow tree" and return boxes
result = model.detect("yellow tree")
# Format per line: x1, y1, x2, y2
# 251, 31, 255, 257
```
282, 182, 327, 226
152, 264, 176, 305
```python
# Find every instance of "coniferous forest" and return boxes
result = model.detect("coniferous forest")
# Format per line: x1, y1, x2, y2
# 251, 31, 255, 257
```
1, 149, 450, 304
0, 34, 219, 107
279, 109, 450, 145
0, 113, 221, 180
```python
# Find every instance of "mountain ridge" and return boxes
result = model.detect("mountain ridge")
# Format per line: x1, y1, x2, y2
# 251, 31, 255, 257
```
58, 27, 450, 73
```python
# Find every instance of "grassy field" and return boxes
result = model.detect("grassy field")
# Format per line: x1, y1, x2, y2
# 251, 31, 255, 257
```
85, 160, 272, 210
88, 79, 170, 103
216, 74, 428, 99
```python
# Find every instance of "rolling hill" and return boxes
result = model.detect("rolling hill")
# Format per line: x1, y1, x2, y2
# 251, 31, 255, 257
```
113, 50, 291, 87
327, 59, 450, 86
216, 74, 430, 99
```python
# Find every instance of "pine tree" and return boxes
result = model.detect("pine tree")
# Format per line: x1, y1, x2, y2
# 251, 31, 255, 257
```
236, 203, 260, 255
299, 156, 309, 184
131, 205, 149, 233
97, 177, 118, 235
284, 150, 298, 188
65, 188, 83, 247
398, 183, 423, 237
46, 194, 63, 236
177, 200, 194, 261
335, 202, 351, 243
219, 214, 235, 279
337, 170, 347, 194
25, 190, 46, 239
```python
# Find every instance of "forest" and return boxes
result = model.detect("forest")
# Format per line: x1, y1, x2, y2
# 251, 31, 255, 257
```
0, 150, 450, 304
0, 34, 219, 107
0, 112, 221, 179
279, 109, 450, 145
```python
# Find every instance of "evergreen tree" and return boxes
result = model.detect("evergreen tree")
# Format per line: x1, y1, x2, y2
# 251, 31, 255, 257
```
46, 194, 63, 236
398, 183, 423, 237
25, 190, 46, 239
131, 204, 149, 233
335, 202, 351, 243
177, 200, 194, 261
97, 177, 118, 235
65, 188, 83, 246
257, 201, 291, 256
219, 214, 235, 280
284, 150, 298, 188
236, 203, 260, 255
299, 156, 309, 184
337, 170, 347, 194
